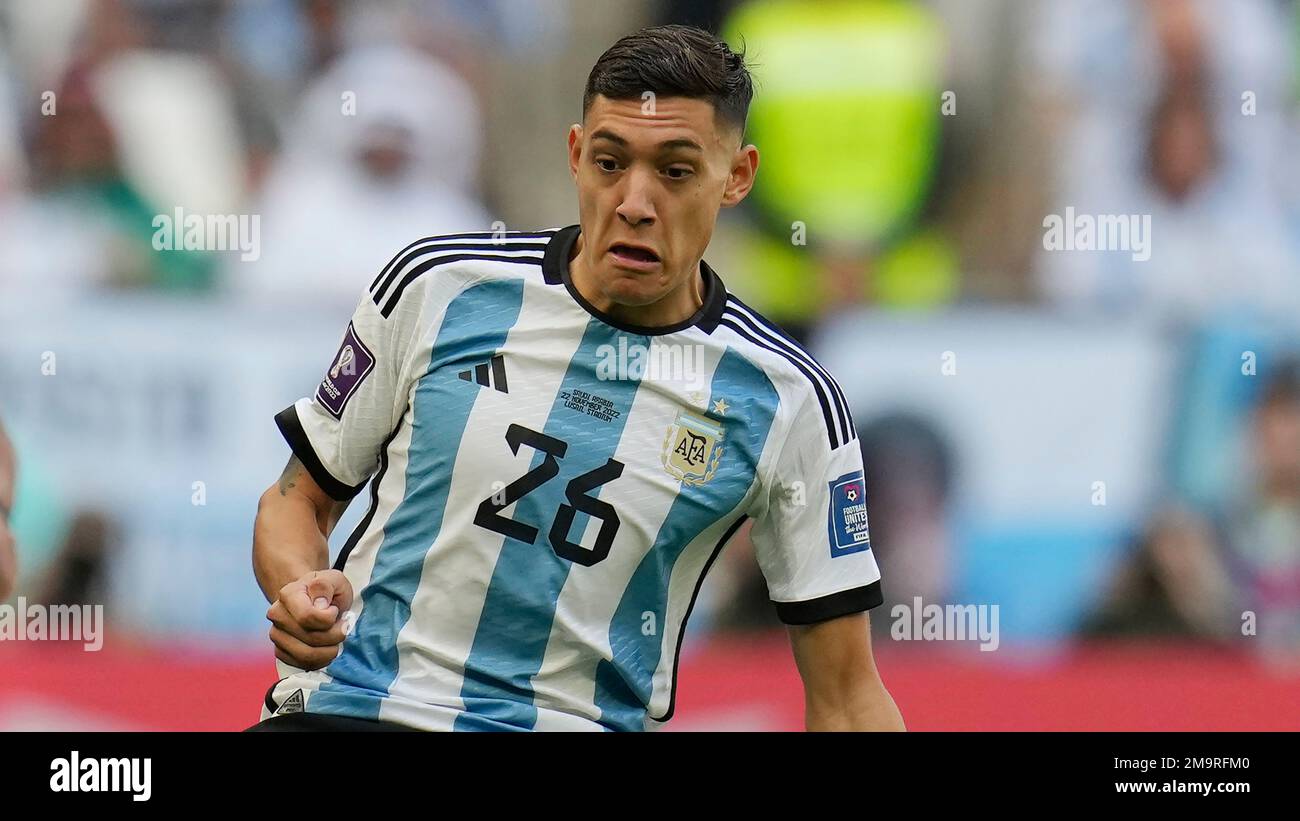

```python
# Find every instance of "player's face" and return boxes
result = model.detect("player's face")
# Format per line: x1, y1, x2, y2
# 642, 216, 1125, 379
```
567, 94, 758, 309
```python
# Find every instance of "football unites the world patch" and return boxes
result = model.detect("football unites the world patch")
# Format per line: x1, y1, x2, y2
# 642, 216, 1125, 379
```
827, 471, 871, 556
662, 409, 724, 486
316, 322, 376, 419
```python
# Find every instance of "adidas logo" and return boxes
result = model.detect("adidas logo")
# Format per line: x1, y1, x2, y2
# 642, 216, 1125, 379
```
275, 689, 305, 715
458, 353, 509, 394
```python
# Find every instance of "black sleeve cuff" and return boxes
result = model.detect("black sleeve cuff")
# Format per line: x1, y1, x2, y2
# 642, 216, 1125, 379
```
274, 404, 367, 502
773, 580, 884, 625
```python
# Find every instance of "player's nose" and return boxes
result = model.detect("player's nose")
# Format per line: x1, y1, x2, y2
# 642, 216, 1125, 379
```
615, 170, 656, 227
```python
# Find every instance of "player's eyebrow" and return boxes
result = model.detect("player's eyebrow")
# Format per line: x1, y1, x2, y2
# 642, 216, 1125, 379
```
590, 129, 703, 154
656, 138, 703, 153
590, 129, 628, 147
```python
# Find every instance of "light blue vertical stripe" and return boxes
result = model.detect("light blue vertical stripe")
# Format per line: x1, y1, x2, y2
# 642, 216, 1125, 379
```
454, 321, 643, 731
307, 278, 526, 720
592, 347, 779, 730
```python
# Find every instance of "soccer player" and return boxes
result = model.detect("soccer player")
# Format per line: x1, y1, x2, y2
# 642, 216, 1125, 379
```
250, 25, 903, 732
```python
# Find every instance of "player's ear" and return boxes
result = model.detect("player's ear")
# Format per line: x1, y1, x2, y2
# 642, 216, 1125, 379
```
567, 124, 584, 181
721, 142, 759, 208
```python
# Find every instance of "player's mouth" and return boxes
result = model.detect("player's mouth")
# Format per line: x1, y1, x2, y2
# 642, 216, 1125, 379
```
607, 242, 661, 272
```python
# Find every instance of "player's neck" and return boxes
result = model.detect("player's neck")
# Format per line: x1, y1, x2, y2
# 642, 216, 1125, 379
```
567, 232, 705, 329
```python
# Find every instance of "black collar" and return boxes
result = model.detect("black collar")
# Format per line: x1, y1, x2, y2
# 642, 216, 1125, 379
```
542, 224, 727, 336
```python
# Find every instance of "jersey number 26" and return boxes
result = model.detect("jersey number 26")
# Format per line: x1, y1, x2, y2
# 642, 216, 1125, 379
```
473, 423, 625, 567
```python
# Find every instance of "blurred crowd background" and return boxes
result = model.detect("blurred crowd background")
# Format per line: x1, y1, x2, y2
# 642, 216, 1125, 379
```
1, 0, 1298, 729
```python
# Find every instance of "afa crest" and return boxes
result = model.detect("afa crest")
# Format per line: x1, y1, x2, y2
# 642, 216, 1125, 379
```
662, 410, 724, 486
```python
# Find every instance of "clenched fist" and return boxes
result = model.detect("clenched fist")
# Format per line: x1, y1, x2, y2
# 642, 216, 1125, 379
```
266, 569, 353, 670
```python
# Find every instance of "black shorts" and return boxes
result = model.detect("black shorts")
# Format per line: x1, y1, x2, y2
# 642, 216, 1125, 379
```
245, 713, 420, 732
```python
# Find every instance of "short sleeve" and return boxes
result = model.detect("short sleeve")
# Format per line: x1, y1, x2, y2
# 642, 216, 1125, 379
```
749, 394, 883, 625
274, 292, 416, 501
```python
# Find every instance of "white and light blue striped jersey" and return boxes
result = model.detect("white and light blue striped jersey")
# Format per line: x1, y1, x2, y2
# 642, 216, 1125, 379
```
263, 225, 882, 731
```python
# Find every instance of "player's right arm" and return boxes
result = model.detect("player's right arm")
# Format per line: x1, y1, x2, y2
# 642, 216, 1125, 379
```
254, 455, 349, 600
251, 240, 448, 670
253, 236, 482, 670
253, 455, 354, 670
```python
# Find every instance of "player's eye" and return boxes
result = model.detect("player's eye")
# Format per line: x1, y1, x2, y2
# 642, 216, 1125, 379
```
595, 157, 620, 172
664, 166, 693, 180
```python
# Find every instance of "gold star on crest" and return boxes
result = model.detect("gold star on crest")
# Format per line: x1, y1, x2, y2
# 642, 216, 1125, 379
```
712, 398, 729, 415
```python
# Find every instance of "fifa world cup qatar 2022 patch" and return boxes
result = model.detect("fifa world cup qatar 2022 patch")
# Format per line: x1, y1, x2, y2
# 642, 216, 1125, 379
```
316, 322, 375, 419
827, 471, 871, 557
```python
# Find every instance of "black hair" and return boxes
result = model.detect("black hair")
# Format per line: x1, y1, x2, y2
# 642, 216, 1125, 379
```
583, 24, 753, 134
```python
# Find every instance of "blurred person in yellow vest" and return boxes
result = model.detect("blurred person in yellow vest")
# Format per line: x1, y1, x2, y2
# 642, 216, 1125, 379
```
719, 0, 958, 340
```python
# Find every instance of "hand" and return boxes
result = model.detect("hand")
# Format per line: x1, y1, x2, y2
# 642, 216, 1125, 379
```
266, 569, 353, 670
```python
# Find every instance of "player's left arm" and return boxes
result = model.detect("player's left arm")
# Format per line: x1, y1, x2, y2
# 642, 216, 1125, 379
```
788, 611, 905, 731
748, 384, 902, 731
